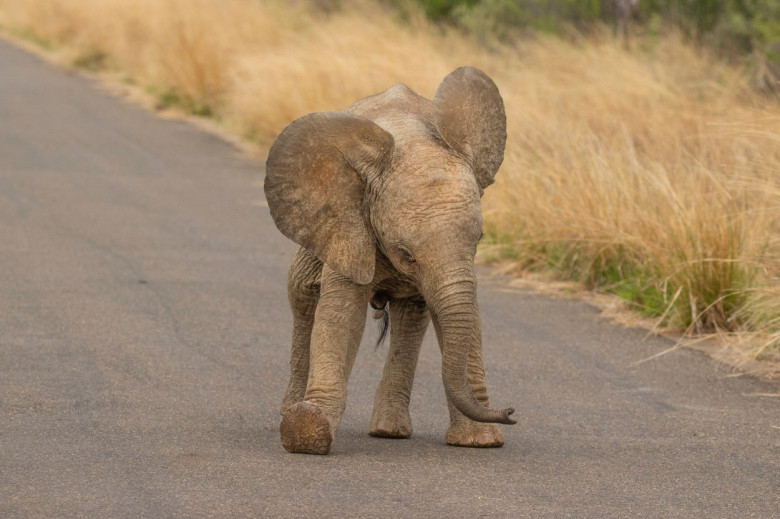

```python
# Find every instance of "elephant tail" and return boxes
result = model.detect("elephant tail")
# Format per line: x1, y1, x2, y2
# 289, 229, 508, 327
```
370, 292, 390, 349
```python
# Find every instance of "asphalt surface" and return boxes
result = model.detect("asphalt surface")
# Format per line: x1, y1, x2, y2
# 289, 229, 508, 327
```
1, 38, 778, 518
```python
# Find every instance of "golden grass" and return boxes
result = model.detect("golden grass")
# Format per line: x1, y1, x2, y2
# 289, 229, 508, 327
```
485, 38, 780, 345
1, 0, 777, 363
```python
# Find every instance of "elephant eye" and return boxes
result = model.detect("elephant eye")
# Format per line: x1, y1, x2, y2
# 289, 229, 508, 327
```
398, 246, 416, 264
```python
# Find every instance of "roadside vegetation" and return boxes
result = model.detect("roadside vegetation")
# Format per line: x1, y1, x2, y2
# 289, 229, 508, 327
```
0, 0, 777, 368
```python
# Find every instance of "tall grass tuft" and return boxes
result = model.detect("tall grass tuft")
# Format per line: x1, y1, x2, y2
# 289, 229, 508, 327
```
484, 38, 780, 351
0, 0, 777, 361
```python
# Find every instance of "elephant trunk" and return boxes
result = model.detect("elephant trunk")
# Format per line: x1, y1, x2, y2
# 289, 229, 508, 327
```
424, 266, 516, 425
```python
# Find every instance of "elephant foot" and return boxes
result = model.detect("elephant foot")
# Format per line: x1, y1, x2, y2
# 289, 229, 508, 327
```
279, 395, 302, 416
280, 381, 307, 415
280, 401, 333, 455
445, 421, 504, 448
368, 407, 412, 439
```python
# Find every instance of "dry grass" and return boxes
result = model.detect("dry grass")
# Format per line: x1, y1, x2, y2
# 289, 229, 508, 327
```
0, 0, 470, 136
484, 37, 780, 356
0, 0, 777, 364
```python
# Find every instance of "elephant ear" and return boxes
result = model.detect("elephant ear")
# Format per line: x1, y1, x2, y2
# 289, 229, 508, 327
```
264, 112, 394, 285
433, 66, 507, 192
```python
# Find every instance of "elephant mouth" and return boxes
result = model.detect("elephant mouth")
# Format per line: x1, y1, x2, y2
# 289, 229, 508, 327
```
370, 291, 391, 311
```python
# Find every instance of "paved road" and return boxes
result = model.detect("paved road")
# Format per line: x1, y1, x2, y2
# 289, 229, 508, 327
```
1, 38, 778, 518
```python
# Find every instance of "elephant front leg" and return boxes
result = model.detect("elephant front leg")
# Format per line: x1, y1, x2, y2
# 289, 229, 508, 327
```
280, 266, 370, 455
369, 297, 429, 439
281, 248, 321, 415
431, 315, 505, 448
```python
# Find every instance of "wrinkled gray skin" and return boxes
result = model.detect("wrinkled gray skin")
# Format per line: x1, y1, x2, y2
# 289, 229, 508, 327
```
265, 67, 515, 455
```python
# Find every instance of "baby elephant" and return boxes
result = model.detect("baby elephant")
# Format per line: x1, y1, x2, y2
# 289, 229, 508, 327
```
264, 66, 515, 454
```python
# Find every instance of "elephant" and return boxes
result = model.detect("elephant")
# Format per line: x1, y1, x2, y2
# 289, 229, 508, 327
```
264, 66, 515, 455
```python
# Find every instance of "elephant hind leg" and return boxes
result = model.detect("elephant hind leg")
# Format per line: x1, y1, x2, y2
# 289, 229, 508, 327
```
369, 297, 429, 439
281, 248, 322, 415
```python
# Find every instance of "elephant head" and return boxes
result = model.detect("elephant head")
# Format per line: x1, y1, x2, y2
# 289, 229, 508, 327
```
265, 66, 514, 426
